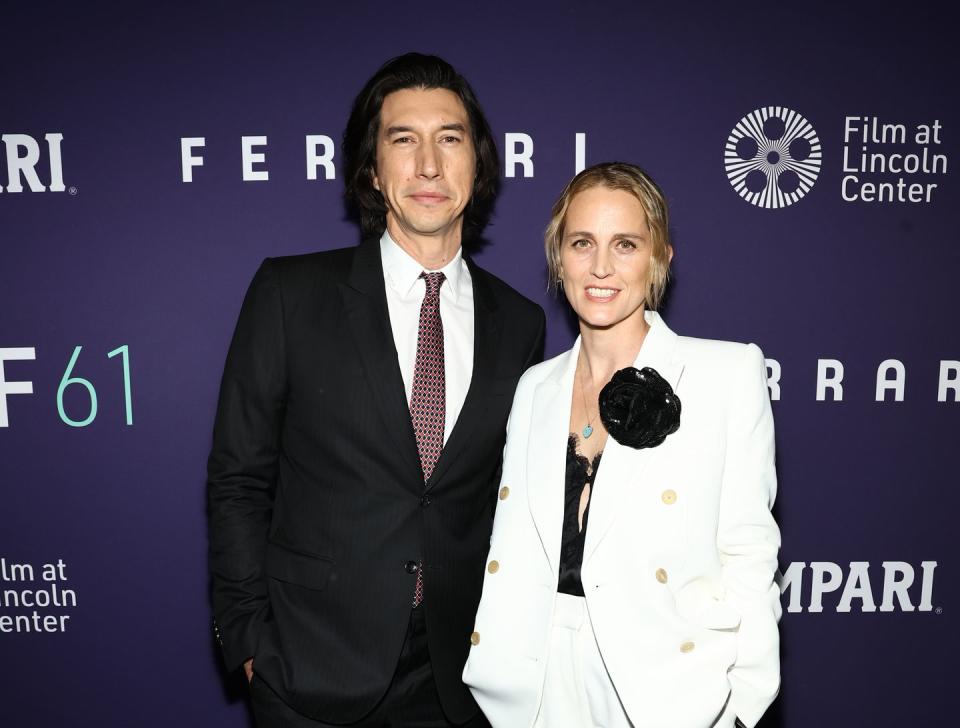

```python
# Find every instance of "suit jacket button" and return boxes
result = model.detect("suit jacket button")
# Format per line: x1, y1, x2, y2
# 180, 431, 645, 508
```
404, 561, 419, 574
680, 641, 696, 653
420, 494, 431, 507
487, 560, 500, 574
655, 568, 668, 584
661, 489, 677, 505
470, 631, 481, 645
499, 486, 510, 500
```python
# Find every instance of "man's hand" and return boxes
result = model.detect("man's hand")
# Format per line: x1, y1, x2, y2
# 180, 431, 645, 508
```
244, 658, 254, 684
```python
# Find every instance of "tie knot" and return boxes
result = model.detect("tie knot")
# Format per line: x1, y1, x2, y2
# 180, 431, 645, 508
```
420, 271, 446, 297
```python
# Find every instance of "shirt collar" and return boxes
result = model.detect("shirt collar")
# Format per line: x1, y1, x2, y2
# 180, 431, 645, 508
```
380, 230, 465, 302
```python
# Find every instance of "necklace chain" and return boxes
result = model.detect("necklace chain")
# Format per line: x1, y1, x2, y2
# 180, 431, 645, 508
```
578, 358, 597, 439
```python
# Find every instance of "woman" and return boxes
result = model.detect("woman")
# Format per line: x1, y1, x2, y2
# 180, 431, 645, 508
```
463, 163, 780, 728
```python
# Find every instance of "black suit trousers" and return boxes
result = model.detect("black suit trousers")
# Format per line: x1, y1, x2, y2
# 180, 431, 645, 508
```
251, 608, 491, 728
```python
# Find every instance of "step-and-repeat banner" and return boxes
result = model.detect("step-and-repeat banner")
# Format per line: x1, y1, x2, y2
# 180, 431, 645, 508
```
2, 2, 956, 726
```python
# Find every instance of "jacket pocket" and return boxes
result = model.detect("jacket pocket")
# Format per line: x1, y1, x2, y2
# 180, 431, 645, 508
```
265, 541, 335, 591
674, 578, 742, 631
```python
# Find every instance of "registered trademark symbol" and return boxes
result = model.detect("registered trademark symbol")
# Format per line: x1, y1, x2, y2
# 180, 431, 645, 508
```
935, 606, 943, 615
68, 186, 78, 196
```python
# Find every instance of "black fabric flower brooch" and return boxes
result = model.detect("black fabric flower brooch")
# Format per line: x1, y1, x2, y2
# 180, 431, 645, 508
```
598, 367, 681, 449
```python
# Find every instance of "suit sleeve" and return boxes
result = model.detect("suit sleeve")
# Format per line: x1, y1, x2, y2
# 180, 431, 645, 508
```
207, 259, 286, 671
493, 304, 543, 497
717, 343, 781, 727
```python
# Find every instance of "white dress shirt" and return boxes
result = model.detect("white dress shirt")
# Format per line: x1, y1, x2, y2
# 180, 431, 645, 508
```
380, 231, 474, 444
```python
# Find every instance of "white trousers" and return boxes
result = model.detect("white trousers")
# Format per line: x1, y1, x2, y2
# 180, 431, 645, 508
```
533, 593, 634, 728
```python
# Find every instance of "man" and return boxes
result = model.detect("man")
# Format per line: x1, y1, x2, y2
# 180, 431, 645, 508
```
208, 53, 545, 727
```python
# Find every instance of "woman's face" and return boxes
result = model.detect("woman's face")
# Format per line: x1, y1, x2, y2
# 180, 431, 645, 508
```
560, 185, 653, 331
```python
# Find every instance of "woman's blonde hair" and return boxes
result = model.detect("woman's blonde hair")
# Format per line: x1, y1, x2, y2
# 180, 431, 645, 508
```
544, 162, 672, 310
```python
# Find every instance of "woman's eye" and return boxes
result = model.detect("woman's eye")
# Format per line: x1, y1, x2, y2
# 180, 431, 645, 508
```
571, 239, 591, 248
616, 239, 637, 250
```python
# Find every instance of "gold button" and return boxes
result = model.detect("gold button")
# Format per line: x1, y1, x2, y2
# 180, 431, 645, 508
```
661, 489, 677, 505
470, 631, 481, 645
499, 486, 510, 500
680, 641, 695, 653
487, 560, 500, 574
655, 568, 668, 584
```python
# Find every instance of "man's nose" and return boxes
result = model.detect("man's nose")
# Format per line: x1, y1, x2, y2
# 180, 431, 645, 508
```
417, 141, 441, 179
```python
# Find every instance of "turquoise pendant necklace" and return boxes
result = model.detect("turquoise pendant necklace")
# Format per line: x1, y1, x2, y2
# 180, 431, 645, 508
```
578, 362, 596, 439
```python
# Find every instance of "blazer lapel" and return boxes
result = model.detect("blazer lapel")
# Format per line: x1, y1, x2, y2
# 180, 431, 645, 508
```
425, 261, 503, 490
338, 237, 423, 486
527, 339, 580, 576
582, 311, 685, 566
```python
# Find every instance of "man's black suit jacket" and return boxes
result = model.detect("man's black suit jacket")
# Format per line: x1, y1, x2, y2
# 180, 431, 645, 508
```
208, 237, 545, 724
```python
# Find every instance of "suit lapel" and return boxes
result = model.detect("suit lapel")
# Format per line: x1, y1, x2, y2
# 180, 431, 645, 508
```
338, 237, 423, 486
582, 311, 685, 566
425, 261, 503, 490
527, 340, 580, 576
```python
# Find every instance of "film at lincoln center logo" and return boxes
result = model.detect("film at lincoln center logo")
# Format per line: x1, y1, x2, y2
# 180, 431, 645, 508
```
725, 107, 822, 209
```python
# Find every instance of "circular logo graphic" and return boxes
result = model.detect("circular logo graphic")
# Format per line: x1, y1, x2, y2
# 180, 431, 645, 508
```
725, 106, 821, 209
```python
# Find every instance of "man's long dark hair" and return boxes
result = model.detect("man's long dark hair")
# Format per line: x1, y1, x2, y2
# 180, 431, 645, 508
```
343, 53, 500, 243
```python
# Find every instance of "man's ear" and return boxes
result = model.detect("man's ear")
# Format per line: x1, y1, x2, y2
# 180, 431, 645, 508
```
370, 166, 380, 192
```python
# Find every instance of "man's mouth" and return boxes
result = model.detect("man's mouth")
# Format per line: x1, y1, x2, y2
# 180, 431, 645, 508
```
409, 192, 448, 204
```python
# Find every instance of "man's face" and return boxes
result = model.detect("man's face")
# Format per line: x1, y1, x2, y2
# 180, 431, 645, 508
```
372, 88, 477, 247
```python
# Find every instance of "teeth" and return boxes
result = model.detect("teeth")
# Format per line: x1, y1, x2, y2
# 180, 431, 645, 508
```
587, 288, 616, 298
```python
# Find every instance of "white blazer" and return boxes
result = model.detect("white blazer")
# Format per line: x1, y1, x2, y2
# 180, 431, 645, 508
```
463, 312, 781, 728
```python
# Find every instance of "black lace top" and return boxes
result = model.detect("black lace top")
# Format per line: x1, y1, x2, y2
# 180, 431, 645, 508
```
558, 433, 603, 597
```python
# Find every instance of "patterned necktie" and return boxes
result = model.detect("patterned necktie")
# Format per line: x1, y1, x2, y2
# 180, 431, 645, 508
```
409, 271, 445, 607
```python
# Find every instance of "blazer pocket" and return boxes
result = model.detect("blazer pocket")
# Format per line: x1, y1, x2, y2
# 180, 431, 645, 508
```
687, 600, 742, 631
265, 541, 335, 591
674, 579, 742, 631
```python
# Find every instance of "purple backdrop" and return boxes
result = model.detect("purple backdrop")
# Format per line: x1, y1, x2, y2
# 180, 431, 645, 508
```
2, 1, 957, 725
